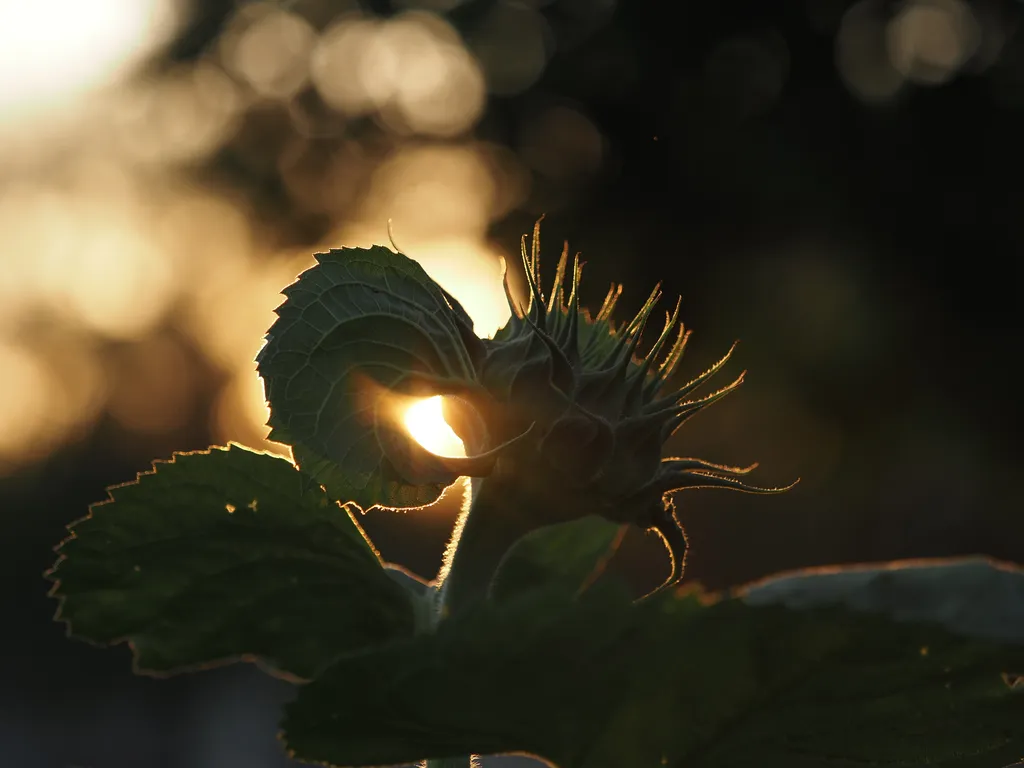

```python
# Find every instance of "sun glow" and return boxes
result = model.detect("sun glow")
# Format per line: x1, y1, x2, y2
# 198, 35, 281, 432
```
0, 0, 180, 127
403, 396, 467, 458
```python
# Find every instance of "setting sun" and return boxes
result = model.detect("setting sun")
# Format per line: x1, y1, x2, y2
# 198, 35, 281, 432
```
403, 396, 466, 458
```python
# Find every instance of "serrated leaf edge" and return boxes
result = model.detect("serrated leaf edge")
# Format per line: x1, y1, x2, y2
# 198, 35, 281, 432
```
43, 441, 363, 683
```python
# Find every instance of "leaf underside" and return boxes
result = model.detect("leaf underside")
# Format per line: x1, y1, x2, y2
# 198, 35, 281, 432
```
283, 559, 1024, 768
256, 246, 481, 511
48, 444, 415, 680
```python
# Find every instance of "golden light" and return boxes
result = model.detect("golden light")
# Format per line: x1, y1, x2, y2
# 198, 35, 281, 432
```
0, 177, 178, 340
220, 4, 317, 100
375, 13, 485, 137
0, 342, 57, 470
402, 396, 467, 458
184, 249, 314, 457
336, 142, 517, 339
112, 61, 244, 165
359, 144, 498, 241
310, 16, 383, 115
0, 0, 510, 472
0, 0, 180, 127
0, 335, 107, 475
409, 239, 511, 339
213, 364, 278, 456
311, 11, 485, 137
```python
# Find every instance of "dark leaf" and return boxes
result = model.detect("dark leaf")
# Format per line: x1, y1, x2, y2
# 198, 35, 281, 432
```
48, 444, 415, 680
489, 515, 624, 602
283, 559, 1024, 767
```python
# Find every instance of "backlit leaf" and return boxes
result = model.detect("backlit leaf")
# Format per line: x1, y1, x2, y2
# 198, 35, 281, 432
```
257, 246, 485, 511
48, 443, 415, 680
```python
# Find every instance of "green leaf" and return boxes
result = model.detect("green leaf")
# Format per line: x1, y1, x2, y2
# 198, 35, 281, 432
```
740, 557, 1024, 644
48, 443, 416, 680
282, 559, 1024, 767
489, 515, 625, 602
283, 582, 641, 766
256, 246, 485, 511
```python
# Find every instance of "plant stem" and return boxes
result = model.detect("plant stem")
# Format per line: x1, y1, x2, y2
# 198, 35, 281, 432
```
425, 475, 536, 768
436, 475, 537, 617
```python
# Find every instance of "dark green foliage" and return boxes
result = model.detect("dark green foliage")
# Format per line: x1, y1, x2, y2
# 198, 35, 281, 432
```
48, 444, 415, 680
489, 515, 624, 602
283, 560, 1024, 768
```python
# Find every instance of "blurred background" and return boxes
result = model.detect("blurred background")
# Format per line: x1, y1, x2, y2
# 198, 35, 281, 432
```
1, 0, 1022, 765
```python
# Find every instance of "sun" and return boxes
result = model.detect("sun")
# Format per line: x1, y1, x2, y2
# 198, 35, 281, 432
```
402, 396, 467, 458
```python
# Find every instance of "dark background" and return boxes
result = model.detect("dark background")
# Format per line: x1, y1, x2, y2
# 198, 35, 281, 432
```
2, 0, 1022, 765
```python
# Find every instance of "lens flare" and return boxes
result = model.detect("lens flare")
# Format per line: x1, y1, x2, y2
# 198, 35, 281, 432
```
403, 396, 466, 458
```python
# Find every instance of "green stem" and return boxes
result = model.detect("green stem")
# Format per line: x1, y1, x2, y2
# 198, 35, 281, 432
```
436, 475, 537, 618
425, 476, 537, 768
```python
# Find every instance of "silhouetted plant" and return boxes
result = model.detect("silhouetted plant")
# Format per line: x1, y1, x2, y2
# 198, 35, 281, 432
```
48, 224, 1024, 767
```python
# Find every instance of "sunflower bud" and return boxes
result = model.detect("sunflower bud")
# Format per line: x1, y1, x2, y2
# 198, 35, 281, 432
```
257, 226, 793, 604
448, 222, 792, 583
